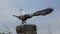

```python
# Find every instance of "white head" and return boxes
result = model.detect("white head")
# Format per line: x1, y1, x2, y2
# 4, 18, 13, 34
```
19, 9, 26, 15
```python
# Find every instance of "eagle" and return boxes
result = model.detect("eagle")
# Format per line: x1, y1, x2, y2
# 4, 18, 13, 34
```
13, 7, 53, 24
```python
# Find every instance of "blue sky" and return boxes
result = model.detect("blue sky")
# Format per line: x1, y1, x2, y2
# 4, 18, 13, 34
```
0, 0, 60, 34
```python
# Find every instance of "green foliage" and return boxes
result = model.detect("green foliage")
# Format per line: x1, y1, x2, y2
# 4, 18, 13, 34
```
0, 32, 12, 34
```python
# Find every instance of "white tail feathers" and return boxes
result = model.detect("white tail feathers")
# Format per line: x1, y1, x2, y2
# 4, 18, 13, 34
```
19, 9, 26, 15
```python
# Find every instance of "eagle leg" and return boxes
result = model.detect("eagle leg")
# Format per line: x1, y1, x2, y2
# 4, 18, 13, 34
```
22, 20, 26, 24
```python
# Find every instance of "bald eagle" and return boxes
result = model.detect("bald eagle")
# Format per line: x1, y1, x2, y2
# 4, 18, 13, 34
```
13, 7, 53, 24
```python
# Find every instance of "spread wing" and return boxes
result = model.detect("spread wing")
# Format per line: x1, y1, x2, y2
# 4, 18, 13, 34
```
32, 8, 53, 16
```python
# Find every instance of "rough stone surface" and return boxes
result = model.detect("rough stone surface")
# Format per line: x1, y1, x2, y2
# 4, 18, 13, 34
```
16, 24, 37, 34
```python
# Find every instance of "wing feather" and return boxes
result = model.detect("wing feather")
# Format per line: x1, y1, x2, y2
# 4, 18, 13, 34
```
32, 8, 53, 16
